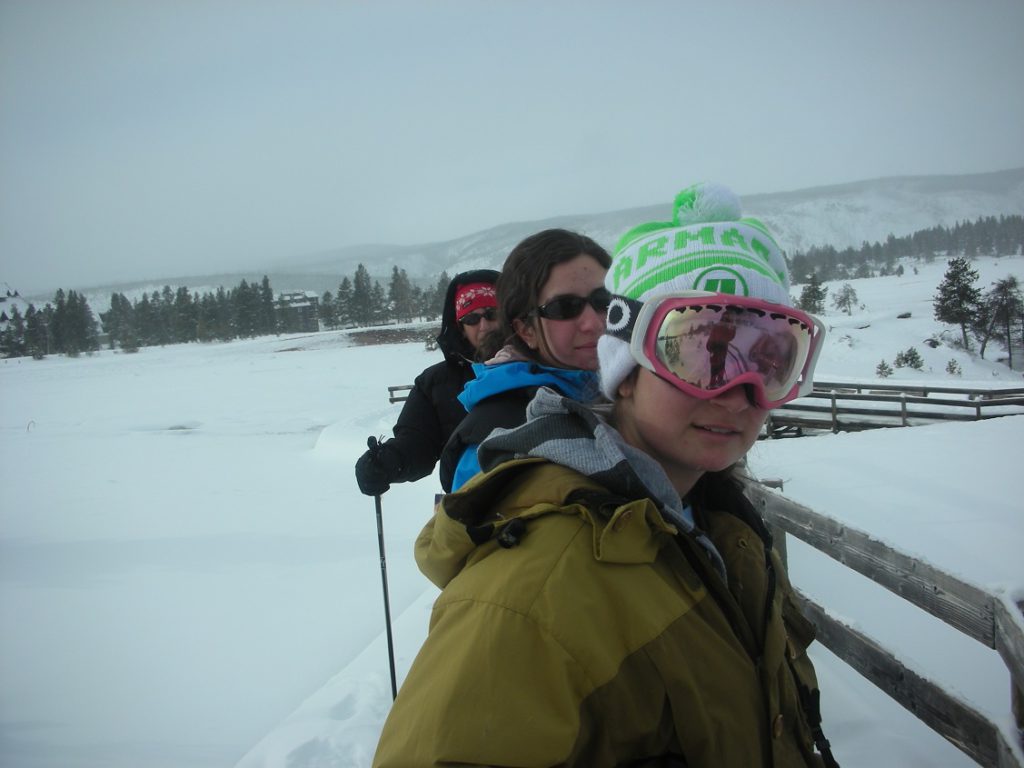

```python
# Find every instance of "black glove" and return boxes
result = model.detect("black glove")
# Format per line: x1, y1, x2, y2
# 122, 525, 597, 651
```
354, 437, 402, 496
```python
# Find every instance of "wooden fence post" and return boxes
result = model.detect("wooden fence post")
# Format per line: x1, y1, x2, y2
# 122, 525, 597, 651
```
757, 478, 788, 569
1015, 601, 1024, 752
830, 390, 838, 433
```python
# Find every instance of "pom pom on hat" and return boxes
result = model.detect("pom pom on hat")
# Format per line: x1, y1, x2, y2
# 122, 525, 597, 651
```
599, 182, 793, 399
673, 183, 742, 226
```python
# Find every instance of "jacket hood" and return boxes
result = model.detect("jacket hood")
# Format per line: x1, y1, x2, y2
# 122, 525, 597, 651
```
436, 269, 500, 365
458, 361, 600, 411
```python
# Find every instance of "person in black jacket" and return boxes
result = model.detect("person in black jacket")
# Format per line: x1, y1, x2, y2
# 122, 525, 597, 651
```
354, 269, 499, 496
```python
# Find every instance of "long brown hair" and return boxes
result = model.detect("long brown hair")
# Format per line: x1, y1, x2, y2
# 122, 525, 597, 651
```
479, 228, 612, 361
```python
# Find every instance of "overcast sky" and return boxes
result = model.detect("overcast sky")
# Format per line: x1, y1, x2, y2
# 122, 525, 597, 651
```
2, 0, 1023, 295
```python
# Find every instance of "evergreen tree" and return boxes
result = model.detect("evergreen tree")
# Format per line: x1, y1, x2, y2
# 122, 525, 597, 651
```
876, 359, 893, 378
894, 347, 924, 370
156, 286, 175, 345
350, 264, 374, 326
64, 290, 99, 353
422, 271, 450, 320
110, 293, 131, 349
933, 256, 981, 350
831, 283, 859, 315
388, 266, 415, 323
232, 280, 259, 337
369, 280, 387, 325
116, 293, 140, 352
61, 291, 82, 354
135, 294, 157, 345
2, 305, 26, 357
24, 304, 49, 358
100, 293, 126, 349
984, 276, 1023, 369
336, 277, 353, 328
214, 286, 233, 340
51, 289, 67, 353
258, 276, 277, 335
320, 291, 339, 329
174, 287, 197, 343
410, 284, 424, 321
797, 274, 827, 314
195, 293, 216, 342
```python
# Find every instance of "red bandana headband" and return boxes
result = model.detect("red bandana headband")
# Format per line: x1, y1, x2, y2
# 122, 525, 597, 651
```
454, 283, 497, 320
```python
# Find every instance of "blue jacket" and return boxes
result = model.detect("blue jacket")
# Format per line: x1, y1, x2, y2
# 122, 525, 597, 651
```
439, 361, 598, 492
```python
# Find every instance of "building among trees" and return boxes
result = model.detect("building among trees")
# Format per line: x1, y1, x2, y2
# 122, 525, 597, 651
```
275, 292, 320, 333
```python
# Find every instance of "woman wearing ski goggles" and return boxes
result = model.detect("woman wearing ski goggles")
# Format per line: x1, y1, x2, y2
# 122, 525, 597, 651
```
375, 184, 841, 768
605, 291, 825, 410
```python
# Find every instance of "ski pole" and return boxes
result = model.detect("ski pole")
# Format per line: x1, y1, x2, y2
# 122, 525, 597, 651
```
372, 493, 395, 704
368, 437, 398, 700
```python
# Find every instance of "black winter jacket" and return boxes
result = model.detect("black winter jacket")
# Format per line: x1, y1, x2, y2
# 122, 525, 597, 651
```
382, 269, 499, 484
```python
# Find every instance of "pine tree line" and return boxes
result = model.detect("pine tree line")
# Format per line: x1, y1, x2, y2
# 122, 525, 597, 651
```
789, 214, 1024, 283
1, 289, 100, 359
1, 277, 279, 358
1, 265, 455, 358
317, 265, 451, 330
99, 276, 279, 350
7, 214, 1020, 361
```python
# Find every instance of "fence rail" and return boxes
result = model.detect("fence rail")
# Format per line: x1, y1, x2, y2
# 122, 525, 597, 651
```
388, 384, 414, 404
748, 482, 1024, 768
766, 382, 1024, 436
810, 380, 1024, 398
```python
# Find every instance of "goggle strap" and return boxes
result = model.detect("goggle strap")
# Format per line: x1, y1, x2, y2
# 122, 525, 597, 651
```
795, 313, 827, 397
605, 295, 645, 344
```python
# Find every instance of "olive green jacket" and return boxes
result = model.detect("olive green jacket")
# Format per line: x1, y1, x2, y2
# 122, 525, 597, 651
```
373, 392, 831, 768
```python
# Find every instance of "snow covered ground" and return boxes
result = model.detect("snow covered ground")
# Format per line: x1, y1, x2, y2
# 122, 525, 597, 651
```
1, 254, 1022, 768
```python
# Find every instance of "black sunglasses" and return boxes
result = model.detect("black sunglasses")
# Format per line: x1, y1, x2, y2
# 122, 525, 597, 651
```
459, 307, 497, 326
533, 287, 612, 321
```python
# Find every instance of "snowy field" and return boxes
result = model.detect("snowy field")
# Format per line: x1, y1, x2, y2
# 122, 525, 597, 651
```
1, 254, 1022, 768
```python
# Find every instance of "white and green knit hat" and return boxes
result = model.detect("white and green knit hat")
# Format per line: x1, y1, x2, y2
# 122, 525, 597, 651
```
598, 182, 793, 399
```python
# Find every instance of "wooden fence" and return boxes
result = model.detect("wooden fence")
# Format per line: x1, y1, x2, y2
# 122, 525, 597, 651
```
765, 381, 1024, 437
749, 481, 1024, 768
388, 384, 414, 403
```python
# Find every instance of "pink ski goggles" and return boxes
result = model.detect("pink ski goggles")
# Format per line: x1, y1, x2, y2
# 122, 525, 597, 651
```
606, 292, 826, 409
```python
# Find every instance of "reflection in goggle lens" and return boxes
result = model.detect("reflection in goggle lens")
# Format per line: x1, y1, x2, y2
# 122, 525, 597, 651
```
653, 304, 812, 402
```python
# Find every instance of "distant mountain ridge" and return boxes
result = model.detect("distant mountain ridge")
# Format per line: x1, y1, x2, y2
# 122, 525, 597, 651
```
274, 166, 1024, 282
39, 167, 1024, 311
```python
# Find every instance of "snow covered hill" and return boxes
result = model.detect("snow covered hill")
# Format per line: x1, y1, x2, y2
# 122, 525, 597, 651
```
274, 167, 1024, 282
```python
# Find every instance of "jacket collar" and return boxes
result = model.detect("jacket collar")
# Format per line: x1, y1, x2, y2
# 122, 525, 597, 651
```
475, 388, 726, 578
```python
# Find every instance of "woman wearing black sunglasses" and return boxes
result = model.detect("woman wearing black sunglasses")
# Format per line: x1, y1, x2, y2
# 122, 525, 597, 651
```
438, 228, 612, 492
354, 270, 499, 496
